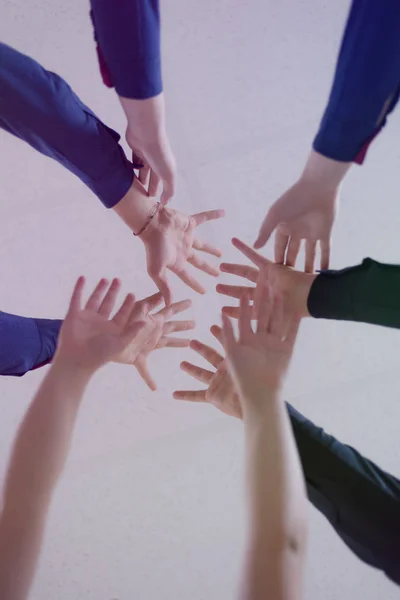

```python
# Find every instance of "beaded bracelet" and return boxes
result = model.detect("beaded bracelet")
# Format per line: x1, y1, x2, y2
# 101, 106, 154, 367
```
133, 202, 160, 236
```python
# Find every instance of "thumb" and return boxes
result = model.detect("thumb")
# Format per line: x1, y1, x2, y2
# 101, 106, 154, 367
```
151, 271, 172, 307
254, 209, 278, 249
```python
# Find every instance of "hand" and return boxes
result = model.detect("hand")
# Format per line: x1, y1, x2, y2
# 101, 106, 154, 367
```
255, 179, 337, 272
141, 205, 225, 305
55, 277, 158, 372
217, 238, 316, 319
173, 325, 242, 419
254, 150, 350, 272
120, 94, 177, 205
221, 280, 301, 412
114, 292, 195, 390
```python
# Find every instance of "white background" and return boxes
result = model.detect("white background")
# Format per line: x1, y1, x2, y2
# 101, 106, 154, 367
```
1, 0, 400, 598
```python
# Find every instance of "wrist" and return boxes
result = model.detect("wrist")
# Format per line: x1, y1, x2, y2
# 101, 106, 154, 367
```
301, 149, 351, 191
119, 94, 165, 143
49, 355, 95, 386
240, 387, 280, 421
113, 178, 158, 234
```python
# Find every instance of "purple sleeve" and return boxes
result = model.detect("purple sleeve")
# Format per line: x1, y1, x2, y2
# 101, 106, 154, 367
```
0, 312, 62, 377
0, 43, 134, 209
313, 0, 400, 163
90, 0, 162, 99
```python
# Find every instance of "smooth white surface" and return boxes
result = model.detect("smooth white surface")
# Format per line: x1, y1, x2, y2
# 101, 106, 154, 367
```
1, 0, 400, 598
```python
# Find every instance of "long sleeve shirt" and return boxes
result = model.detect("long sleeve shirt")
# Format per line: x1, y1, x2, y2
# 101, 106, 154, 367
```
0, 43, 134, 208
0, 313, 61, 377
91, 0, 400, 163
90, 0, 162, 99
313, 0, 400, 164
2, 257, 400, 377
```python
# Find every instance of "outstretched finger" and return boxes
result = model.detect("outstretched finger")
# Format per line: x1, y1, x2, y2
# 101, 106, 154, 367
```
220, 262, 259, 283
216, 283, 255, 300
305, 240, 317, 273
221, 306, 240, 319
232, 238, 268, 269
156, 298, 192, 320
85, 278, 110, 312
188, 254, 220, 277
221, 305, 257, 320
180, 360, 214, 384
113, 293, 136, 326
192, 238, 222, 257
274, 231, 290, 265
222, 313, 236, 352
254, 210, 278, 249
285, 237, 301, 268
98, 278, 121, 317
172, 267, 206, 294
159, 336, 190, 348
163, 320, 195, 335
68, 276, 86, 314
189, 339, 223, 368
150, 271, 172, 306
192, 209, 225, 226
173, 389, 207, 402
320, 239, 330, 271
210, 325, 224, 347
135, 358, 157, 391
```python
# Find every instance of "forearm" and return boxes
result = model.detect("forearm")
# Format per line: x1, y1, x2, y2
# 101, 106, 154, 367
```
244, 399, 307, 549
0, 359, 93, 599
300, 150, 351, 190
112, 177, 157, 233
2, 359, 91, 512
0, 43, 133, 208
308, 258, 400, 328
90, 0, 162, 99
240, 397, 307, 599
313, 0, 400, 163
0, 312, 61, 377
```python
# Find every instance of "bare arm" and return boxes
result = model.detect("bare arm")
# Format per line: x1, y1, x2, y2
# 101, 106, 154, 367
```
240, 396, 307, 600
221, 279, 308, 600
0, 360, 92, 600
0, 276, 164, 600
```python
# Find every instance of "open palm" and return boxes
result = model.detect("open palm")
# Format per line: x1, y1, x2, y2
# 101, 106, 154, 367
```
141, 206, 225, 304
222, 279, 301, 403
114, 293, 194, 390
56, 277, 153, 371
174, 325, 242, 419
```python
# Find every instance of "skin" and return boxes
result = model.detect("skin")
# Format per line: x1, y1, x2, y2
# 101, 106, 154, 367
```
255, 150, 351, 272
175, 282, 308, 600
0, 276, 194, 600
113, 177, 225, 305
215, 237, 317, 320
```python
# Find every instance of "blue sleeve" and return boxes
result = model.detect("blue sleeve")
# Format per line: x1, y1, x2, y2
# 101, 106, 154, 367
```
0, 43, 134, 208
90, 0, 162, 99
313, 0, 400, 162
0, 312, 62, 377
